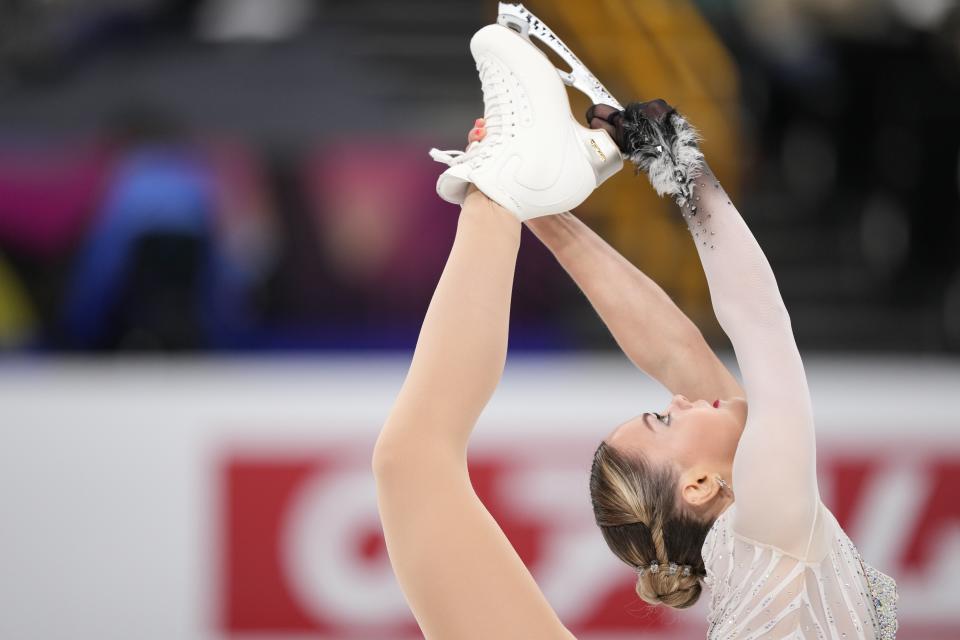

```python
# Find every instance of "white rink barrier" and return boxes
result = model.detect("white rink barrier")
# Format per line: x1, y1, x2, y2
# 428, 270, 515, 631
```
0, 354, 958, 640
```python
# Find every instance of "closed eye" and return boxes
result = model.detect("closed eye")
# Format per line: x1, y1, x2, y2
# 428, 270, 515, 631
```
654, 412, 672, 426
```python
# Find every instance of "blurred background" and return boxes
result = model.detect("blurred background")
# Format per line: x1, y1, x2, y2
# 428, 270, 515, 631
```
0, 0, 958, 638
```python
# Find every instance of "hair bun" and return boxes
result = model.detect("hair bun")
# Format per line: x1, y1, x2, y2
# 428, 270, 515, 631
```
636, 571, 703, 610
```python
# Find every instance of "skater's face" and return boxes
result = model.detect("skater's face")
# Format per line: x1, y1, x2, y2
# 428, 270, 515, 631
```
604, 395, 747, 471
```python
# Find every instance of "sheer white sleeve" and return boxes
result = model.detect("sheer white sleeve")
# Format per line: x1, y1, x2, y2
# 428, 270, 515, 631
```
685, 163, 821, 559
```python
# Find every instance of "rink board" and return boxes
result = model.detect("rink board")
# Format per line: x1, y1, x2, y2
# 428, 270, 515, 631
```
0, 354, 957, 639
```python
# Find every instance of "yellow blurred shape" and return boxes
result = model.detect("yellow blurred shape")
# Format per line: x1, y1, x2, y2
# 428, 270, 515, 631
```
0, 255, 35, 348
520, 0, 744, 336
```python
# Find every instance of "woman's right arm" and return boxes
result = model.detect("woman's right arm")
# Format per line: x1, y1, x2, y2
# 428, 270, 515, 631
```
469, 117, 742, 403
524, 212, 744, 403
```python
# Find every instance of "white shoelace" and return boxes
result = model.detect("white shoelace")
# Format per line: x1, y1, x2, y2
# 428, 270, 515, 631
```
429, 56, 509, 166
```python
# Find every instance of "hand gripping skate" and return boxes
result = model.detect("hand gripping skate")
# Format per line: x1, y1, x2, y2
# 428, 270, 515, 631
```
428, 3, 624, 221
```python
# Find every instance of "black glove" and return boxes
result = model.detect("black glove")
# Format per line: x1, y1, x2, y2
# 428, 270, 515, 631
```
586, 100, 673, 151
586, 100, 704, 208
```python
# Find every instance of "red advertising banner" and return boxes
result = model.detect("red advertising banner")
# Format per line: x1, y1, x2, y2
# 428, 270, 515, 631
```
221, 444, 960, 639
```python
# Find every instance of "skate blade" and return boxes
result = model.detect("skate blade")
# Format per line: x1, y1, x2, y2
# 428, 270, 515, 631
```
496, 2, 624, 111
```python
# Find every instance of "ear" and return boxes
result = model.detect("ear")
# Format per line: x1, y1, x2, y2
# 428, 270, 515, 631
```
680, 468, 720, 508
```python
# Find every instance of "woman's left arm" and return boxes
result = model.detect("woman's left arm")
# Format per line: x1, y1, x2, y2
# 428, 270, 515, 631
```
682, 160, 821, 556
600, 97, 820, 555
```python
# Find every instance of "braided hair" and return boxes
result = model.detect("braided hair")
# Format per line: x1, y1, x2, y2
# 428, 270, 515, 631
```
589, 440, 714, 609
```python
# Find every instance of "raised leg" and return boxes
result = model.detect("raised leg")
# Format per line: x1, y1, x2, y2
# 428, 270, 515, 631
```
372, 190, 574, 639
374, 186, 521, 463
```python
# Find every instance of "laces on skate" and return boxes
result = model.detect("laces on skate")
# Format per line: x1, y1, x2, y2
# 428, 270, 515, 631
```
429, 58, 511, 168
427, 11, 625, 219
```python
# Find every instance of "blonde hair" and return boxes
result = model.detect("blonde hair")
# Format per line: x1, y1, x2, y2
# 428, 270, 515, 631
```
588, 441, 713, 609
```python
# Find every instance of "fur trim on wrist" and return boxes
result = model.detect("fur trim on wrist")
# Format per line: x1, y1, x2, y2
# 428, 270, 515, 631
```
620, 104, 704, 207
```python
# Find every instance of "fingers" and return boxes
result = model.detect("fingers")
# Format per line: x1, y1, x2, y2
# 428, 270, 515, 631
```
585, 103, 624, 149
463, 120, 488, 205
585, 103, 621, 124
467, 117, 486, 146
587, 117, 618, 141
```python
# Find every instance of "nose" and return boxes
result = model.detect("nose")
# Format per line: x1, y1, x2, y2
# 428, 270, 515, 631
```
671, 394, 693, 409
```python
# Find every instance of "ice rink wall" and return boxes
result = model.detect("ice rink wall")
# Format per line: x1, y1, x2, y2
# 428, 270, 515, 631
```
2, 354, 957, 639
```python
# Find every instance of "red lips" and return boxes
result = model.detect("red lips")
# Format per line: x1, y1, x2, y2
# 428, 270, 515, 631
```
713, 399, 720, 408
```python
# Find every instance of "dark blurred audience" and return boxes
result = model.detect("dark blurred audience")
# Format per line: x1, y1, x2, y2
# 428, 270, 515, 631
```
0, 0, 957, 353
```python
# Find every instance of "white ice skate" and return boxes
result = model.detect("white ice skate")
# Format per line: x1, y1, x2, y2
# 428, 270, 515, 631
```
428, 2, 624, 221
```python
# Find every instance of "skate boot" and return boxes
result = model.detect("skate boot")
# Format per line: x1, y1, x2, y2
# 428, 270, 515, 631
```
428, 3, 624, 221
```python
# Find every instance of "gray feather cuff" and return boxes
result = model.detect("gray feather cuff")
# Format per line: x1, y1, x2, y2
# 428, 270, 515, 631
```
620, 104, 704, 207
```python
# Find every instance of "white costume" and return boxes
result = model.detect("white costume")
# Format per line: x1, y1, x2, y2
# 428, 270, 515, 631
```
688, 166, 898, 639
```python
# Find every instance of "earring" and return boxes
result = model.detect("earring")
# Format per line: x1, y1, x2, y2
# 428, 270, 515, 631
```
716, 476, 730, 492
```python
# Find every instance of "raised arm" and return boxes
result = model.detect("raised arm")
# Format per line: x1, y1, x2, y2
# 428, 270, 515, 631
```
524, 212, 743, 402
595, 101, 820, 555
467, 116, 742, 402
690, 162, 819, 553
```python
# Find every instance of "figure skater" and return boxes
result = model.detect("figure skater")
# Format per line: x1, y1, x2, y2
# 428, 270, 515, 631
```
374, 17, 897, 640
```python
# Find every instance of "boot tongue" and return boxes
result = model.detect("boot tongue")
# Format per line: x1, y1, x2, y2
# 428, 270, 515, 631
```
434, 162, 473, 206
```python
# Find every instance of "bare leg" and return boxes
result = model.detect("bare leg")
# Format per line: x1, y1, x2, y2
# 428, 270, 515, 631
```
372, 189, 573, 639
375, 185, 521, 462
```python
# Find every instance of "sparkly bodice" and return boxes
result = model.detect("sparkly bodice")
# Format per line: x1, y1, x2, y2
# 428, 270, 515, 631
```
701, 504, 898, 639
